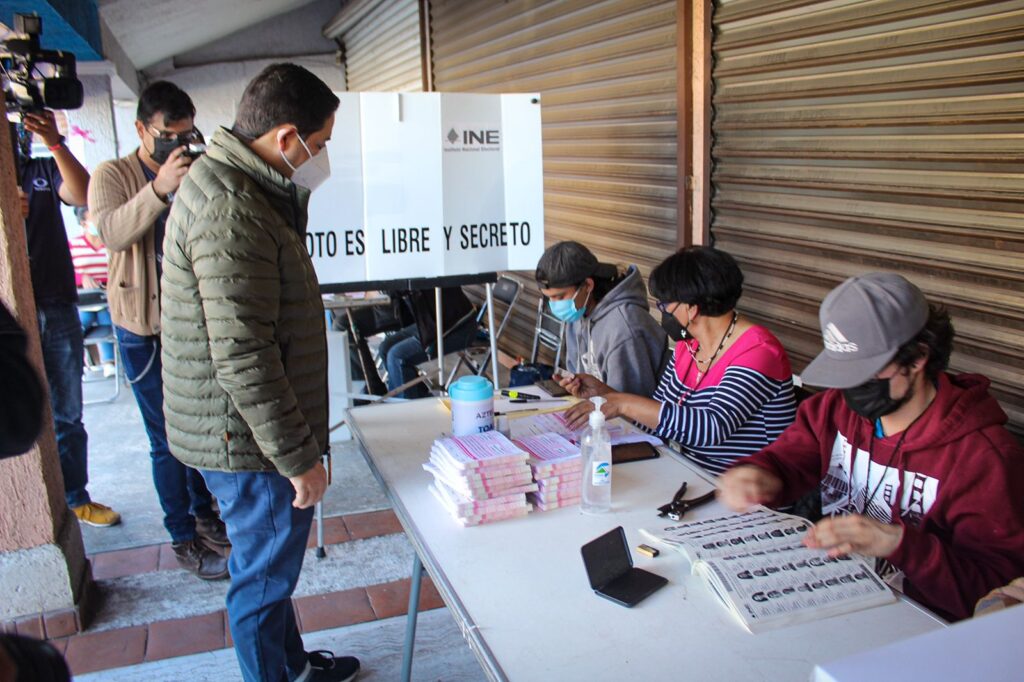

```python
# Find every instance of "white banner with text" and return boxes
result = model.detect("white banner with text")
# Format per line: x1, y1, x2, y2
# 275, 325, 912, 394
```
305, 92, 544, 285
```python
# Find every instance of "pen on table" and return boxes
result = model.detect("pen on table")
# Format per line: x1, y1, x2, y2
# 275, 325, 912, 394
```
495, 401, 567, 415
501, 389, 541, 401
508, 398, 566, 404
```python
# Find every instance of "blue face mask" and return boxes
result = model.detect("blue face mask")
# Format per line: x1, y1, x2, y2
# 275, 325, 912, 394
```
548, 286, 589, 323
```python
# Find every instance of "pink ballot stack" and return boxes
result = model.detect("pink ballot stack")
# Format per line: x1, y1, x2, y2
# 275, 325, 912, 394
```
514, 433, 582, 511
424, 431, 536, 526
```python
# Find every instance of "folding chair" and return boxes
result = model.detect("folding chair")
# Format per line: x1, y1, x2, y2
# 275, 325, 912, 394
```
530, 295, 566, 368
79, 291, 122, 406
436, 274, 522, 389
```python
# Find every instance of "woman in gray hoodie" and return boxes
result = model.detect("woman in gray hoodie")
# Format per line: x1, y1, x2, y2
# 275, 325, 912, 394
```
536, 241, 669, 396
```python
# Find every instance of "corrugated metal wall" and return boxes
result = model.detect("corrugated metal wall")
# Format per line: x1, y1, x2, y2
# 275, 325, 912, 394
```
431, 0, 679, 362
710, 0, 1024, 435
328, 0, 423, 92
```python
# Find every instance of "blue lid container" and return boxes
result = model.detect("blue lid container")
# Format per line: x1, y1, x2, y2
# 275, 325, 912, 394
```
449, 375, 494, 402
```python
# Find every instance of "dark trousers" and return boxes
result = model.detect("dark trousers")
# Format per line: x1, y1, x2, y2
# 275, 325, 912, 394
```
378, 317, 479, 398
37, 302, 90, 507
116, 326, 214, 542
201, 469, 314, 682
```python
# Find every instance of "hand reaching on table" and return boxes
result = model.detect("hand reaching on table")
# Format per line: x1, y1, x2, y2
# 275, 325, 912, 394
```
975, 577, 1024, 617
557, 371, 610, 399
803, 514, 904, 559
563, 392, 628, 430
717, 465, 782, 512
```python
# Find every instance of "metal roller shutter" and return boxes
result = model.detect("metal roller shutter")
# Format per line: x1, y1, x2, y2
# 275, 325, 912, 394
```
431, 0, 679, 363
326, 0, 424, 92
710, 0, 1024, 435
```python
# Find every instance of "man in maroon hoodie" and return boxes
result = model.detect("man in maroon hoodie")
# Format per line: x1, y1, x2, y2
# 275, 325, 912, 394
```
719, 272, 1024, 621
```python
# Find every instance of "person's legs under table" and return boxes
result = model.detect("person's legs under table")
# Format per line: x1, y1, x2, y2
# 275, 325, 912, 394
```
378, 326, 424, 396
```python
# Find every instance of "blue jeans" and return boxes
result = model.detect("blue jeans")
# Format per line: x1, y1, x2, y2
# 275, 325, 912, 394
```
78, 308, 115, 362
116, 326, 214, 542
201, 469, 314, 682
37, 302, 90, 507
379, 318, 479, 398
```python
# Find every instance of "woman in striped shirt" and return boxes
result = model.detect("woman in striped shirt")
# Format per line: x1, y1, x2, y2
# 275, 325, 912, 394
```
562, 247, 797, 475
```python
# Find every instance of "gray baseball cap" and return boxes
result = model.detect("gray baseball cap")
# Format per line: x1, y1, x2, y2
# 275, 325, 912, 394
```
800, 272, 929, 389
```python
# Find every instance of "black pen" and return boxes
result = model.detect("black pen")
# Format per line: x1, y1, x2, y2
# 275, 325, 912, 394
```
509, 398, 565, 404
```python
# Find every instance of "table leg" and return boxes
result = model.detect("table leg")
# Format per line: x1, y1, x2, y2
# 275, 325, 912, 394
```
434, 288, 445, 388
485, 283, 500, 389
401, 553, 424, 682
314, 498, 326, 559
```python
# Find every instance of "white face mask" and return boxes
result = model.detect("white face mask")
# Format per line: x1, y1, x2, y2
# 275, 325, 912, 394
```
281, 132, 331, 191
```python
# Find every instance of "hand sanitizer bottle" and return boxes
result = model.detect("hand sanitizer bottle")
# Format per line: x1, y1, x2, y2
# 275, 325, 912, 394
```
580, 396, 612, 514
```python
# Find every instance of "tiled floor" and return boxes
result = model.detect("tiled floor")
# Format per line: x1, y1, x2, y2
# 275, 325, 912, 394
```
85, 510, 401, 580
91, 545, 161, 581
58, 509, 445, 677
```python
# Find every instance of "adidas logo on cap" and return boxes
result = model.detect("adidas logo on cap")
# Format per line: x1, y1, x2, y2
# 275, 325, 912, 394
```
823, 323, 858, 353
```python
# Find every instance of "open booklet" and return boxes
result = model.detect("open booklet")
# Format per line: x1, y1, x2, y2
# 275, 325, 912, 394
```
641, 508, 896, 633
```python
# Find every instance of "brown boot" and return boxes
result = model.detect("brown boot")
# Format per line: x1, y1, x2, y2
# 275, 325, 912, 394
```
172, 539, 229, 580
195, 516, 231, 549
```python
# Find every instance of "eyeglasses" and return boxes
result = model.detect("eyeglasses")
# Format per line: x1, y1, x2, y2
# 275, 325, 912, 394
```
147, 126, 202, 143
655, 300, 680, 315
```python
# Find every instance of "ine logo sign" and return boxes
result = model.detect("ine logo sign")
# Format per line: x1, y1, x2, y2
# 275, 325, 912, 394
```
444, 125, 501, 152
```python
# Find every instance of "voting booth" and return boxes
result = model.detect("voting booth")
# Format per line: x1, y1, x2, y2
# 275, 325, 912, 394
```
307, 92, 544, 386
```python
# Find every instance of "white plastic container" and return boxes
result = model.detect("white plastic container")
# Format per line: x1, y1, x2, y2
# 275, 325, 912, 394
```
449, 375, 495, 436
580, 396, 612, 514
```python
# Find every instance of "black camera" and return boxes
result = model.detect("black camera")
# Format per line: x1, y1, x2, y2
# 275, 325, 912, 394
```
183, 142, 207, 159
1, 14, 83, 114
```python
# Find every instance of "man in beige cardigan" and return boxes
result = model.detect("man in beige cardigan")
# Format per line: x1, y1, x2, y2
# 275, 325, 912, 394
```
88, 81, 228, 580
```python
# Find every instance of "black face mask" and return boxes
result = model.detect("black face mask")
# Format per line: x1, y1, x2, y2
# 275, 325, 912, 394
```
660, 312, 685, 342
150, 136, 181, 165
842, 376, 913, 421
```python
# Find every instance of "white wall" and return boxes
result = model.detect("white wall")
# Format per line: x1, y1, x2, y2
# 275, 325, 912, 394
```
113, 99, 137, 158
61, 75, 119, 237
152, 56, 345, 140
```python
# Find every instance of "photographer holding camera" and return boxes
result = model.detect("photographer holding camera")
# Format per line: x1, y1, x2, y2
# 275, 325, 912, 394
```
87, 81, 229, 581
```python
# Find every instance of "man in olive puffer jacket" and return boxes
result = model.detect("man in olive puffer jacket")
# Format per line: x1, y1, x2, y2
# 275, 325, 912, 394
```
160, 64, 358, 682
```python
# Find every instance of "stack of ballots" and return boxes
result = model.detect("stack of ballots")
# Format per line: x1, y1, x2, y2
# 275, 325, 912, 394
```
424, 431, 536, 526
515, 433, 582, 511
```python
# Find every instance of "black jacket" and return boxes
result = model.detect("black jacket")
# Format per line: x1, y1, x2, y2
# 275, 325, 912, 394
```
0, 301, 44, 458
390, 287, 475, 352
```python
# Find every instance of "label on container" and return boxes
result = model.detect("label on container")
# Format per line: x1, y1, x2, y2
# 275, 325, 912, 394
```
451, 398, 495, 436
591, 461, 611, 486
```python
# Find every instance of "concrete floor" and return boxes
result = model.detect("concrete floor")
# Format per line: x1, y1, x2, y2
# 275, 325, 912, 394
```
79, 330, 390, 554
76, 330, 486, 680
78, 608, 486, 682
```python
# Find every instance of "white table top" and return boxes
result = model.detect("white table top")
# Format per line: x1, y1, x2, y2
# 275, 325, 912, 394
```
813, 600, 1022, 681
347, 398, 944, 682
321, 291, 389, 311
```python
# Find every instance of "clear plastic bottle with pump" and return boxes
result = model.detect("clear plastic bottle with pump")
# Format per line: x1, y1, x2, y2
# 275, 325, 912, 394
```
580, 396, 612, 513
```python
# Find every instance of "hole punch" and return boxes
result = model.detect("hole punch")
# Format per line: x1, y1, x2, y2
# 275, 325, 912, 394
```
657, 481, 716, 521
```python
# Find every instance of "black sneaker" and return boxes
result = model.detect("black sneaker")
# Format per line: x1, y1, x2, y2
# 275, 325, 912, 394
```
195, 515, 231, 548
308, 650, 360, 682
172, 538, 229, 580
